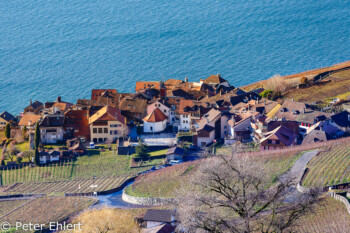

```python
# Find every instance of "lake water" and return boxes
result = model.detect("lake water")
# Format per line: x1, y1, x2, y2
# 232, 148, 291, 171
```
1, 0, 349, 114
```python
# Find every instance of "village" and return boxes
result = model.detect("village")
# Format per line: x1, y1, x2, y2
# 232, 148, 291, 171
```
1, 70, 350, 232
1, 73, 350, 165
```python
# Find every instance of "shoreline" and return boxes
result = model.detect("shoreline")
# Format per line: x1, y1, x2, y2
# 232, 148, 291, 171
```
240, 60, 350, 91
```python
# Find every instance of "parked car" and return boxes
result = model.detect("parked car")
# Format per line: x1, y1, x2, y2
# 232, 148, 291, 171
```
89, 142, 95, 149
169, 160, 182, 165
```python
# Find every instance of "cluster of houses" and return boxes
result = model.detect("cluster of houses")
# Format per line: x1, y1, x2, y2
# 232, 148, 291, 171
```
1, 74, 350, 155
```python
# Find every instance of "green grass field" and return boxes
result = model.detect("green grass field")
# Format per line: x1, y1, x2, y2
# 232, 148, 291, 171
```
303, 144, 350, 187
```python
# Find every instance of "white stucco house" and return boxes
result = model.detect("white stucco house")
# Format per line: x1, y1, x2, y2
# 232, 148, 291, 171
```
143, 108, 168, 133
147, 101, 174, 125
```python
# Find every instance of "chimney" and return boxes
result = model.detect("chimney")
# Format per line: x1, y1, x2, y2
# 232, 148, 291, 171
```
264, 100, 266, 106
217, 74, 221, 79
28, 120, 32, 126
302, 108, 305, 114
231, 115, 236, 126
57, 96, 62, 103
185, 77, 188, 82
30, 99, 32, 105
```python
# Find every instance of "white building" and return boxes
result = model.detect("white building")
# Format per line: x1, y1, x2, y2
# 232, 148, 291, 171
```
143, 108, 168, 133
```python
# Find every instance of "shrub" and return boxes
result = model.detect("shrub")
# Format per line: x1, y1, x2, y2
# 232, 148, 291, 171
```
16, 156, 23, 164
300, 76, 308, 84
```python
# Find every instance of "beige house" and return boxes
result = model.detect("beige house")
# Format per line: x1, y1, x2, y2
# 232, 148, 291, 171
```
89, 106, 126, 143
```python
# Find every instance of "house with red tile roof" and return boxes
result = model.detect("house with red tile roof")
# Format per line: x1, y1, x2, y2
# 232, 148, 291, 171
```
91, 89, 118, 101
89, 106, 126, 143
135, 81, 161, 92
18, 114, 42, 130
143, 108, 168, 133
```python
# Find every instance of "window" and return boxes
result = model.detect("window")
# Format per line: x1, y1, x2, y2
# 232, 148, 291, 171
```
110, 124, 121, 127
164, 109, 166, 113
98, 128, 102, 134
104, 128, 108, 133
183, 120, 186, 123
267, 140, 272, 144
93, 128, 97, 134
276, 140, 280, 144
110, 130, 118, 135
150, 126, 153, 131
224, 126, 227, 129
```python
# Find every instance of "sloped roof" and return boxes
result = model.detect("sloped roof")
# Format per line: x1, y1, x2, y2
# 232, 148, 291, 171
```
204, 74, 227, 85
260, 125, 297, 146
26, 100, 43, 110
135, 81, 160, 92
331, 111, 350, 127
266, 103, 281, 118
91, 89, 118, 100
18, 114, 42, 126
143, 108, 168, 122
0, 111, 15, 122
228, 111, 260, 127
89, 106, 125, 124
166, 146, 185, 155
39, 115, 65, 127
164, 79, 183, 89
197, 108, 221, 131
302, 130, 328, 145
52, 102, 73, 112
143, 209, 174, 223
119, 98, 148, 114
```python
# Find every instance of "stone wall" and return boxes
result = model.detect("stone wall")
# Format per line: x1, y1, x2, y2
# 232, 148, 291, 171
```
122, 188, 172, 206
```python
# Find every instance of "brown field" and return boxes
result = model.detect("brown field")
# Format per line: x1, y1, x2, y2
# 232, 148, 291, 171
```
240, 60, 350, 92
126, 161, 198, 198
1, 196, 97, 228
291, 196, 350, 233
283, 69, 350, 103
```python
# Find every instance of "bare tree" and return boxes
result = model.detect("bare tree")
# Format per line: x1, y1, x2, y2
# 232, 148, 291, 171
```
175, 146, 319, 233
265, 75, 288, 93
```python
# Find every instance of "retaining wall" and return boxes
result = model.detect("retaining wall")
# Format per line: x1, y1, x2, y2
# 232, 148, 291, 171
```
122, 188, 172, 206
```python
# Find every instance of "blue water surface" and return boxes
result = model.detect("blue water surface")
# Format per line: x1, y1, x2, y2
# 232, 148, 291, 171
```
0, 0, 349, 114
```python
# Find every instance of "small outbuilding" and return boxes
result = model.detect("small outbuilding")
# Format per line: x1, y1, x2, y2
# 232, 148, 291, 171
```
143, 209, 175, 229
166, 147, 185, 161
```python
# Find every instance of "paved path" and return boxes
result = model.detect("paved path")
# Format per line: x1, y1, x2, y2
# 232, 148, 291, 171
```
283, 150, 319, 202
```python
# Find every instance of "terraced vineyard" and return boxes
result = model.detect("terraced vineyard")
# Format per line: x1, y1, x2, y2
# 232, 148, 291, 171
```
303, 144, 350, 187
291, 197, 350, 232
1, 197, 97, 228
0, 199, 30, 217
1, 176, 131, 195
0, 150, 164, 186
